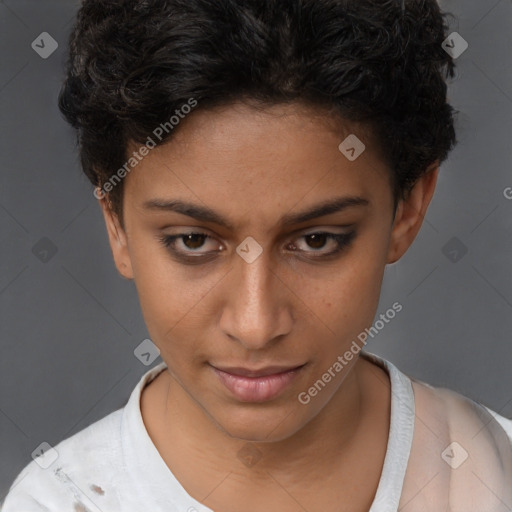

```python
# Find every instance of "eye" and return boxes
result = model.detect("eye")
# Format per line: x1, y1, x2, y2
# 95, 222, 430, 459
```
288, 231, 357, 258
158, 231, 221, 259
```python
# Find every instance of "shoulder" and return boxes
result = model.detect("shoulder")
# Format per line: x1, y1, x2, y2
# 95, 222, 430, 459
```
400, 377, 512, 510
2, 408, 125, 511
2, 363, 168, 511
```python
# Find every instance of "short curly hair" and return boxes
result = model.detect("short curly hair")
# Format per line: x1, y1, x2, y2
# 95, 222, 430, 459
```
58, 0, 458, 224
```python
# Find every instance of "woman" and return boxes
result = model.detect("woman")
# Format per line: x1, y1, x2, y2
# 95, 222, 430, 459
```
3, 0, 512, 510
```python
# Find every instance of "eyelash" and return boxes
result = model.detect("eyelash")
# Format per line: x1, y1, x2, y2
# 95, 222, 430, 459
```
157, 230, 357, 263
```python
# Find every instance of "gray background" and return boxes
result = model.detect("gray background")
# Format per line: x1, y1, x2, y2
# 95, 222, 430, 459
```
1, 0, 511, 503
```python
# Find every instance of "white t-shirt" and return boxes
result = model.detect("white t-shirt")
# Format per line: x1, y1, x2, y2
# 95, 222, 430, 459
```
3, 351, 512, 511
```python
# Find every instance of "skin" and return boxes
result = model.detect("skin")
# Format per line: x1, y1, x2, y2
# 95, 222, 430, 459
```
99, 102, 438, 511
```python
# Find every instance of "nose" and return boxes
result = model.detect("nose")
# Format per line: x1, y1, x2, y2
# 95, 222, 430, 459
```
219, 245, 293, 351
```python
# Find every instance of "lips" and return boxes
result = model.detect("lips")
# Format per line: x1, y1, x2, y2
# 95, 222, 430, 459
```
211, 363, 306, 402
214, 365, 304, 378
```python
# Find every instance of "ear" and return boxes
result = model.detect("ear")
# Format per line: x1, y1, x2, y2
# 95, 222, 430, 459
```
97, 191, 134, 280
386, 162, 439, 265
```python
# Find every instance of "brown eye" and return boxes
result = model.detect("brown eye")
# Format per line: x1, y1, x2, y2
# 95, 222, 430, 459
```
304, 233, 329, 249
290, 231, 357, 258
181, 233, 208, 250
158, 232, 220, 258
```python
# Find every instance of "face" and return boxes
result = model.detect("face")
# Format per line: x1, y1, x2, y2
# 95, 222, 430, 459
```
101, 102, 437, 442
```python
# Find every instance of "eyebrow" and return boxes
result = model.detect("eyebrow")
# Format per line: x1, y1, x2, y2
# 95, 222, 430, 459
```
142, 195, 369, 230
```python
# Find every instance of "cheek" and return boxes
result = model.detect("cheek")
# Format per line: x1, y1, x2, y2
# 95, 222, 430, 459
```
129, 242, 218, 349
307, 237, 388, 341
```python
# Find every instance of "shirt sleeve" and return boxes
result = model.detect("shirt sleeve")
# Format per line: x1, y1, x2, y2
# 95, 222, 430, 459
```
484, 406, 512, 447
400, 380, 512, 511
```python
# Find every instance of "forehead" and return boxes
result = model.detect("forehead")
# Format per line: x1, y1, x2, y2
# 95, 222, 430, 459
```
123, 102, 392, 223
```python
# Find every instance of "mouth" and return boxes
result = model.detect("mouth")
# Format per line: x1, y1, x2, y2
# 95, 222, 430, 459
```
210, 363, 307, 403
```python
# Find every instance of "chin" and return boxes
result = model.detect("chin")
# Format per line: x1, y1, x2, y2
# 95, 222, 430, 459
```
211, 406, 307, 444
